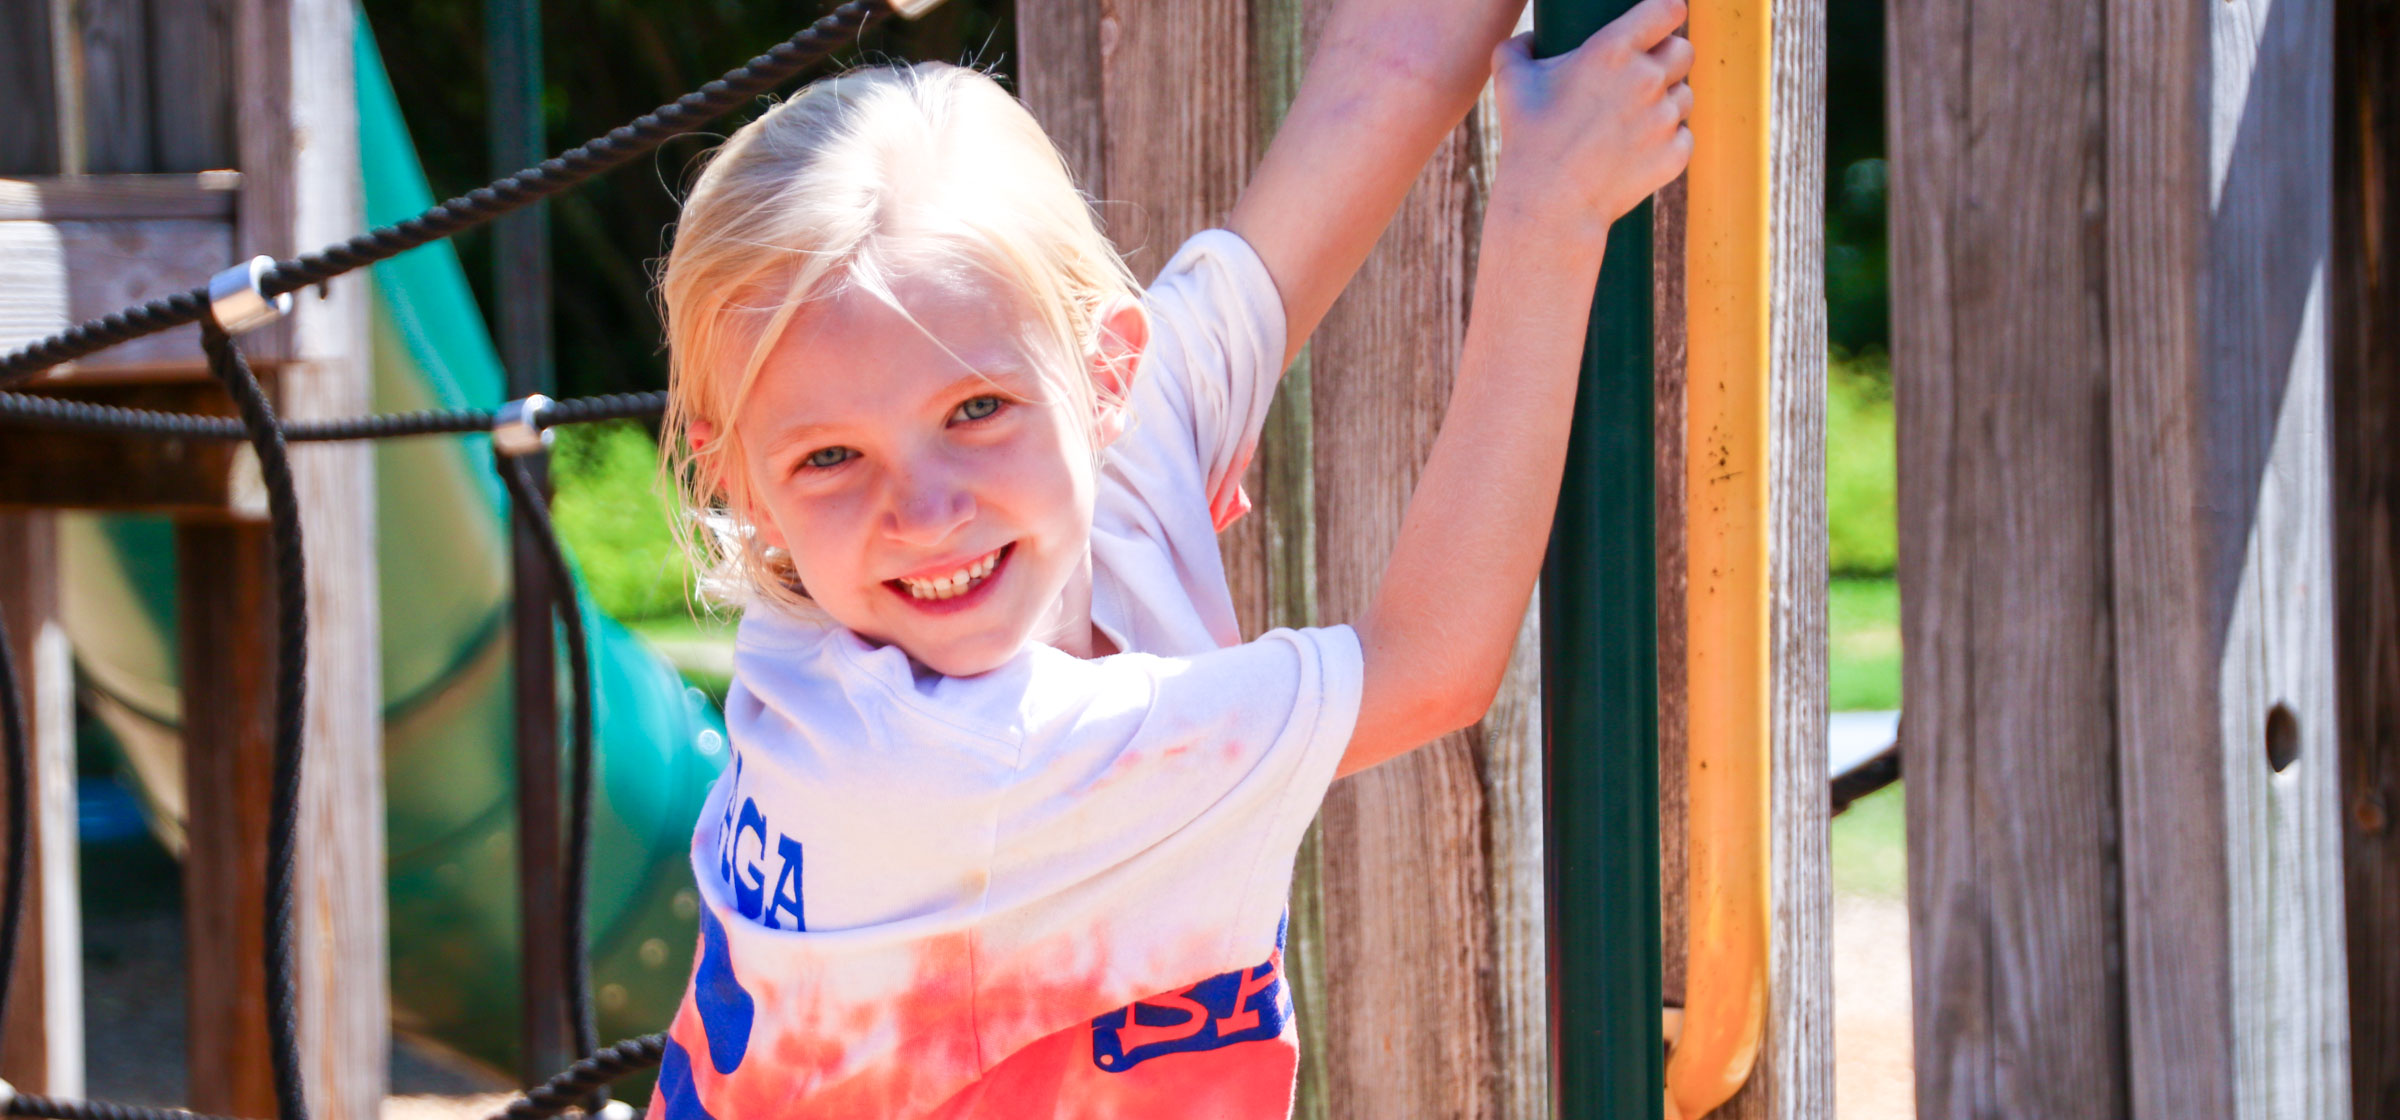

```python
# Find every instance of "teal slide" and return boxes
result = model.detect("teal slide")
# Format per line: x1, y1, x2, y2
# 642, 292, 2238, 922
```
59, 20, 723, 1075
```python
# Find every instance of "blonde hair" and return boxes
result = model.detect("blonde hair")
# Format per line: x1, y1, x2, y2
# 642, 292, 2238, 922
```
658, 62, 1143, 614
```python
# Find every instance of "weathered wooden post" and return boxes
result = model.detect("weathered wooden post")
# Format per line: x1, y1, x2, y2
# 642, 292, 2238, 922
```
2331, 0, 2398, 1113
0, 0, 388, 1115
1017, 3, 1549, 1115
1020, 2, 1827, 1116
0, 514, 81, 1098
1893, 0, 2353, 1113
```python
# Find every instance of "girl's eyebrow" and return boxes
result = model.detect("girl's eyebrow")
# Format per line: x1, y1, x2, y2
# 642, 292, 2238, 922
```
760, 419, 842, 458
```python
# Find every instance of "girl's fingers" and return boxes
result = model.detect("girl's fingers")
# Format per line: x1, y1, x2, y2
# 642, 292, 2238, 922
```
1668, 80, 1695, 122
1652, 33, 1696, 84
1609, 0, 1690, 53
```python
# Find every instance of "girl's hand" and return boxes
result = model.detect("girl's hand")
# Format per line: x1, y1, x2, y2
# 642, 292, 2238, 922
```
1491, 0, 1695, 247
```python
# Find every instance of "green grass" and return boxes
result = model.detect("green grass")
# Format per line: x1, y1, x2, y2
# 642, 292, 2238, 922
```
1827, 352, 1896, 577
1822, 352, 1907, 894
550, 419, 696, 621
1830, 576, 1901, 712
1832, 783, 1908, 898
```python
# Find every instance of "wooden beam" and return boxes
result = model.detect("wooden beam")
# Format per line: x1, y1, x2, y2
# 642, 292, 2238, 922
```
150, 0, 236, 174
2332, 0, 2400, 1112
2109, 0, 2351, 1112
1654, 172, 1689, 1026
0, 215, 236, 380
1015, 2, 1547, 1114
0, 381, 266, 517
1890, 0, 2127, 1111
179, 522, 281, 1118
0, 0, 61, 175
1896, 0, 2353, 1112
229, 0, 387, 1114
0, 174, 242, 221
0, 513, 85, 1099
75, 0, 153, 175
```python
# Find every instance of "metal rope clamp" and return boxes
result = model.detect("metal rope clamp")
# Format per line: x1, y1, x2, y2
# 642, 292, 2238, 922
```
890, 0, 951, 18
493, 393, 555, 457
207, 255, 295, 335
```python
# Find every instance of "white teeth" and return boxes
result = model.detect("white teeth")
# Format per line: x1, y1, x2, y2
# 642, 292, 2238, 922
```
898, 548, 1003, 601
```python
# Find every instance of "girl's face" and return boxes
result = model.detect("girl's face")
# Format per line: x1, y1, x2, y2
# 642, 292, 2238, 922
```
728, 266, 1137, 676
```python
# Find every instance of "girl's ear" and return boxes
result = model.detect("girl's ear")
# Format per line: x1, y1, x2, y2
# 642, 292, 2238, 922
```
686, 418, 787, 551
1088, 296, 1150, 448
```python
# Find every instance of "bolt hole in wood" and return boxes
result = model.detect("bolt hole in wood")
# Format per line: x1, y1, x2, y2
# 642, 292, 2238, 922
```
2265, 702, 2301, 773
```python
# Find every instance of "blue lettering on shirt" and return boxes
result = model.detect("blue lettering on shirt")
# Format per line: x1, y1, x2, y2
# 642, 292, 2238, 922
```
765, 834, 806, 931
693, 906, 755, 1075
731, 797, 769, 920
1088, 953, 1289, 1072
714, 750, 806, 931
651, 1037, 722, 1120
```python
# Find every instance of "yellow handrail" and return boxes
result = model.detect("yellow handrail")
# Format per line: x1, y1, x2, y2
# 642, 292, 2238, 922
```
1664, 0, 1774, 1114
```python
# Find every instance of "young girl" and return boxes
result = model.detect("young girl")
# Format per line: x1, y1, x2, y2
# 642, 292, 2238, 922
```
647, 0, 1692, 1114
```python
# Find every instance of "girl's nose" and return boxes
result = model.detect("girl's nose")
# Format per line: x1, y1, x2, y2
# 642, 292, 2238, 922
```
881, 464, 975, 547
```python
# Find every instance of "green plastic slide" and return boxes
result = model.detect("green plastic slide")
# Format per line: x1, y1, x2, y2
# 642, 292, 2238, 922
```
60, 18, 721, 1077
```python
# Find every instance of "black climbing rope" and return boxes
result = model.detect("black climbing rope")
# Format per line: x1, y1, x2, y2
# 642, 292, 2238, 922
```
2, 1096, 251, 1120
494, 453, 605, 1110
0, 0, 891, 385
0, 1035, 666, 1120
0, 390, 666, 444
198, 325, 313, 1120
484, 1034, 668, 1120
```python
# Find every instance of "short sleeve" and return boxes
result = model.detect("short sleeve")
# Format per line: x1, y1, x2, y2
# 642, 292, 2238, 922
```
1123, 230, 1288, 530
966, 624, 1361, 1058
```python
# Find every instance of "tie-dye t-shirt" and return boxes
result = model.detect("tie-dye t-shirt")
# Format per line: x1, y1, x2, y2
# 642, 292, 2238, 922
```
648, 231, 1367, 1119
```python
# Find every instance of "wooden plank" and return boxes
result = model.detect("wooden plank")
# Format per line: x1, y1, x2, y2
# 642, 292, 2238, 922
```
149, 0, 236, 171
0, 173, 242, 221
0, 217, 234, 380
2203, 0, 2349, 1112
179, 522, 281, 1118
1466, 38, 1548, 1117
76, 0, 154, 174
2331, 0, 2400, 1112
1890, 0, 2128, 1114
229, 0, 297, 366
1009, 0, 1106, 210
0, 513, 85, 1098
229, 1, 386, 1115
1309, 104, 1505, 1120
1653, 172, 1689, 1019
1094, 0, 1248, 277
1016, 4, 1545, 1115
1716, 0, 1830, 1111
2109, 0, 2353, 1113
0, 0, 62, 174
0, 381, 265, 516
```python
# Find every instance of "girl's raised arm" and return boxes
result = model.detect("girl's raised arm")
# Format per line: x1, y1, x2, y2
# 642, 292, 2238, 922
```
1339, 0, 1691, 776
1226, 0, 1526, 368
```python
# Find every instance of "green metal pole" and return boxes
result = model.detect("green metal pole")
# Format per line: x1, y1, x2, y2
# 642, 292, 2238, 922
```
1533, 2, 1663, 1118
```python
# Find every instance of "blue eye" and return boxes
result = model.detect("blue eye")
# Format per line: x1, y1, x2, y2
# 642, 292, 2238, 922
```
951, 396, 1003, 423
802, 446, 855, 470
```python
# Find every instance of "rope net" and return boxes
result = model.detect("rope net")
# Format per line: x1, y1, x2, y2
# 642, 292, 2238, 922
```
0, 2, 906, 1116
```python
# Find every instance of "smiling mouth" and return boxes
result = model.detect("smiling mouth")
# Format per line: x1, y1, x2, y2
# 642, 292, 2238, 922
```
888, 544, 1011, 603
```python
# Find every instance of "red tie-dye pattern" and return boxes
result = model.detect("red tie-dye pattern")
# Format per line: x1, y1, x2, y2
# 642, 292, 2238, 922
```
1206, 440, 1258, 532
660, 929, 1299, 1119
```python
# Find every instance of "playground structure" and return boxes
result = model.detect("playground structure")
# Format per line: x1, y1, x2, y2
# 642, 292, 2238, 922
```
0, 1, 2391, 1120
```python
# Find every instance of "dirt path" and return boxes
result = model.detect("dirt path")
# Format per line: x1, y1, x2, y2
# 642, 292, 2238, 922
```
1835, 891, 1915, 1117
